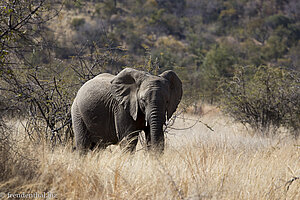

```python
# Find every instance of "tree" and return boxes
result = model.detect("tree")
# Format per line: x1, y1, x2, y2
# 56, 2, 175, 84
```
0, 1, 75, 145
222, 65, 300, 136
155, 0, 186, 17
0, 0, 61, 67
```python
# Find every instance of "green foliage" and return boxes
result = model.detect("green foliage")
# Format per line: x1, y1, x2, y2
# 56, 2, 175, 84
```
148, 8, 184, 37
222, 65, 300, 136
102, 0, 118, 17
288, 41, 300, 71
64, 0, 84, 10
263, 34, 288, 61
218, 7, 238, 31
198, 42, 239, 102
151, 36, 186, 70
133, 54, 160, 75
265, 14, 291, 29
156, 0, 186, 16
70, 18, 86, 30
54, 0, 299, 107
203, 43, 237, 78
246, 18, 269, 43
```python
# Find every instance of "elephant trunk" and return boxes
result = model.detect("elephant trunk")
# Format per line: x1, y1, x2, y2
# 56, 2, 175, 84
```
148, 105, 165, 152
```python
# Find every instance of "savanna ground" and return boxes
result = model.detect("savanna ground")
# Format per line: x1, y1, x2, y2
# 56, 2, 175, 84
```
0, 105, 299, 200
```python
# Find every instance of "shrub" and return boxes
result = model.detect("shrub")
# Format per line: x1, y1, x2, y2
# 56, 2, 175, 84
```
71, 18, 86, 30
222, 65, 300, 136
265, 14, 291, 29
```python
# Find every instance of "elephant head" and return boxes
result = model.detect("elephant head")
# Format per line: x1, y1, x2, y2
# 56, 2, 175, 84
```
111, 68, 182, 152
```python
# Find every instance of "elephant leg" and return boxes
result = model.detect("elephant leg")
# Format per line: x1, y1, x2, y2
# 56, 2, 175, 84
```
72, 104, 92, 151
74, 119, 93, 151
114, 108, 141, 153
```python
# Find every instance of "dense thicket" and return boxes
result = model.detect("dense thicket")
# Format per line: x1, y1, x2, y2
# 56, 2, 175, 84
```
221, 65, 300, 136
0, 0, 299, 140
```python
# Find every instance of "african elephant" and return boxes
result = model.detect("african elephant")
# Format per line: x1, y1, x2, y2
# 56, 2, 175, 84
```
71, 68, 182, 152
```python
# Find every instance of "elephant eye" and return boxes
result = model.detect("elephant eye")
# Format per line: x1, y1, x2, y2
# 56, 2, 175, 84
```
140, 98, 146, 110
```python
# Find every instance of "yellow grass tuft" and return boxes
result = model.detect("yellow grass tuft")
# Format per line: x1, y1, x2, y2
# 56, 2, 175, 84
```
0, 111, 299, 199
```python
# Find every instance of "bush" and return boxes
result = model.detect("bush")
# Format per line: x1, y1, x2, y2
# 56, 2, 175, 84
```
222, 65, 300, 136
265, 14, 291, 29
71, 18, 86, 30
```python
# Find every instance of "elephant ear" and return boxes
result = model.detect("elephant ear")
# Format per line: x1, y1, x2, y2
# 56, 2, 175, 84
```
160, 70, 182, 120
111, 68, 147, 121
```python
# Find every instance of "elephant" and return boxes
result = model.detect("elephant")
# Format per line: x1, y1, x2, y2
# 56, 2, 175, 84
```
71, 68, 182, 152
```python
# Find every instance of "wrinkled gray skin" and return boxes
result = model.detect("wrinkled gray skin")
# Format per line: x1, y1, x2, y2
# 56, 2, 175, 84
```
71, 68, 182, 152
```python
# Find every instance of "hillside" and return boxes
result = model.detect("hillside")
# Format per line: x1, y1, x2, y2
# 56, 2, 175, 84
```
46, 0, 300, 99
1, 0, 299, 115
0, 1, 299, 199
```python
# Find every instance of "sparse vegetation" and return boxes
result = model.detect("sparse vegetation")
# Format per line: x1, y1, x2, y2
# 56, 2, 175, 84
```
222, 65, 300, 136
0, 0, 299, 199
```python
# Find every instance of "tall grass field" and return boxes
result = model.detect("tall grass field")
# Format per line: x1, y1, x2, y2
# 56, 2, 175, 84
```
0, 107, 299, 199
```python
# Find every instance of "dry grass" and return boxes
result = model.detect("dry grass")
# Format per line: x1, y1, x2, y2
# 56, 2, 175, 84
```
0, 110, 299, 199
